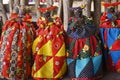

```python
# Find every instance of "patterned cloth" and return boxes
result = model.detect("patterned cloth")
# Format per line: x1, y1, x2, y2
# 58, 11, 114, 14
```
100, 9, 120, 73
100, 12, 120, 28
65, 17, 103, 80
100, 28, 120, 72
32, 15, 66, 80
0, 13, 35, 80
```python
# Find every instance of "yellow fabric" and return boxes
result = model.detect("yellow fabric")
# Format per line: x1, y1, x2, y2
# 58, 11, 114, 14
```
1, 31, 5, 36
32, 63, 36, 77
55, 61, 67, 78
55, 43, 66, 56
33, 58, 53, 78
41, 17, 45, 21
37, 40, 52, 56
52, 15, 57, 18
48, 22, 53, 26
32, 36, 43, 54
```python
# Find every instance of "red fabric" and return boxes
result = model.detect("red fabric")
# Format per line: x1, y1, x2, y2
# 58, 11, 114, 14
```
110, 39, 120, 50
67, 37, 86, 58
52, 36, 64, 56
67, 36, 100, 58
0, 13, 35, 79
100, 21, 113, 28
116, 59, 120, 73
115, 20, 120, 27
10, 13, 18, 19
32, 14, 65, 79
37, 8, 48, 13
40, 0, 46, 2
53, 56, 65, 77
2, 64, 10, 78
33, 55, 52, 74
100, 12, 120, 28
106, 54, 115, 71
38, 6, 56, 13
100, 13, 107, 21
103, 2, 120, 7
90, 36, 99, 56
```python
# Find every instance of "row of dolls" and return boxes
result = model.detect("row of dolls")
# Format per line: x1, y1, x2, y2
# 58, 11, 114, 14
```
0, 2, 120, 80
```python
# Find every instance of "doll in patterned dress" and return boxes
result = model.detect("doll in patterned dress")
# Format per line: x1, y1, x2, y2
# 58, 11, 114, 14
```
0, 8, 35, 80
100, 2, 120, 73
32, 6, 66, 80
65, 6, 103, 80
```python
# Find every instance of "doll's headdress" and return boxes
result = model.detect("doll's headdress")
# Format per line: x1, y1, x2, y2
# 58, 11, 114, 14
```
69, 5, 86, 11
102, 2, 120, 8
37, 6, 57, 13
102, 2, 120, 13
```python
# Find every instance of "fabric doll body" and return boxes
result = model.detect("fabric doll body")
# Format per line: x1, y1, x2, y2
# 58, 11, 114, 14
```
100, 2, 120, 73
0, 13, 35, 80
100, 2, 120, 28
65, 6, 102, 80
32, 6, 66, 80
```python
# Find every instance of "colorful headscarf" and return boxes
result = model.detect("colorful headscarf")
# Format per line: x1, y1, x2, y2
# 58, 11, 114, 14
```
37, 6, 57, 13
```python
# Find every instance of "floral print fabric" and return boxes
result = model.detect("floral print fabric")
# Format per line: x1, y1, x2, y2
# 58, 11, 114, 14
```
65, 17, 103, 80
0, 13, 35, 80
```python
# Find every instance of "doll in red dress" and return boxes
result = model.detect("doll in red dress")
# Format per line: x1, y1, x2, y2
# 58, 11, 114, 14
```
32, 6, 66, 80
0, 8, 35, 80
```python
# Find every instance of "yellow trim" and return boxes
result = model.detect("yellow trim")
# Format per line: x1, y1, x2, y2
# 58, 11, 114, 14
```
32, 36, 43, 54
48, 22, 53, 26
41, 17, 45, 21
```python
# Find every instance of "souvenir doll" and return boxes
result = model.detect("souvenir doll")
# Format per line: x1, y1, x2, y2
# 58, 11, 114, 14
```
65, 6, 102, 80
0, 8, 35, 80
100, 2, 120, 73
32, 6, 66, 80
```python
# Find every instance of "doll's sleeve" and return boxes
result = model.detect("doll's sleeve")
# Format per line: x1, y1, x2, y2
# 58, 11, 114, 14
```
36, 17, 46, 28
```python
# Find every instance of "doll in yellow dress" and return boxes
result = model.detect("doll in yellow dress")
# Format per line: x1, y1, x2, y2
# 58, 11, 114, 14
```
32, 6, 66, 80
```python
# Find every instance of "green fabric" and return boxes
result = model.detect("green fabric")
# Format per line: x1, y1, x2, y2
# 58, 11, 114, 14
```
67, 39, 76, 57
85, 17, 93, 25
78, 38, 91, 59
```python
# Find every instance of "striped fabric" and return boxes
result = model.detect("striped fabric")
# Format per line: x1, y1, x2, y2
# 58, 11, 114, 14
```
0, 13, 35, 80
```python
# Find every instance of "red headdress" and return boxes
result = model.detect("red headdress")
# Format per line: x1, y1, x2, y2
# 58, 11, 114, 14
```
37, 6, 57, 13
103, 2, 120, 8
40, 0, 46, 3
10, 13, 19, 19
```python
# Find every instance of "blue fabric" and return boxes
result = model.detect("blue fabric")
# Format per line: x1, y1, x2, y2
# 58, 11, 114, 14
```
66, 58, 76, 78
107, 28, 120, 48
107, 13, 113, 20
103, 49, 109, 64
76, 58, 90, 78
110, 50, 120, 65
92, 55, 102, 75
67, 58, 74, 65
78, 59, 94, 78
67, 24, 96, 39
